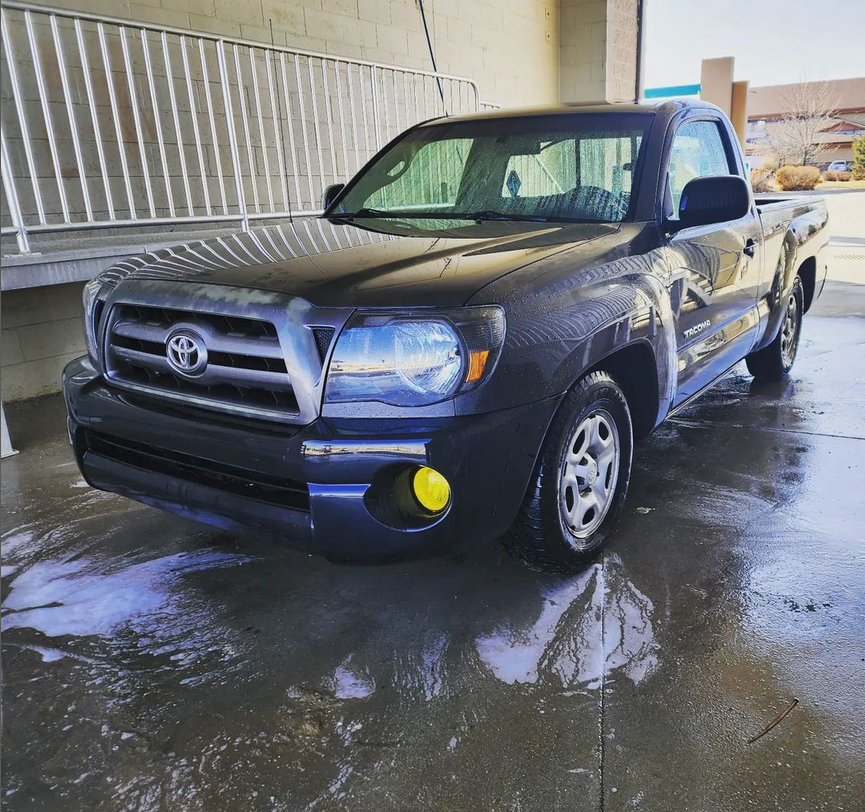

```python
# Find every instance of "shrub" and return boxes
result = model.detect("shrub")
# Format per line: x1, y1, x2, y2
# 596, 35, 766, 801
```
853, 134, 865, 177
822, 170, 852, 182
750, 168, 775, 192
776, 165, 821, 191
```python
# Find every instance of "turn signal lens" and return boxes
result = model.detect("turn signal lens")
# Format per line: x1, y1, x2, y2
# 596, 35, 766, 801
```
466, 349, 491, 384
412, 466, 451, 513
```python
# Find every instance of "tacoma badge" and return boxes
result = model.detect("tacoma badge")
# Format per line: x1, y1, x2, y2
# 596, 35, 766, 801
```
683, 319, 711, 339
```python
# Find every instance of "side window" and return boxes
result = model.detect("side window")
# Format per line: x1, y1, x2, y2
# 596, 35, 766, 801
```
667, 120, 731, 216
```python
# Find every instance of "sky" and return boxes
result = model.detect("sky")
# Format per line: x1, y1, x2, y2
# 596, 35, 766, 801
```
643, 0, 865, 90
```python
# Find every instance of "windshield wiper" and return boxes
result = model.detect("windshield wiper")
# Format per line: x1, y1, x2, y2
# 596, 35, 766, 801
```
457, 210, 554, 223
329, 207, 392, 219
330, 208, 453, 220
334, 210, 554, 223
330, 208, 595, 224
458, 211, 606, 224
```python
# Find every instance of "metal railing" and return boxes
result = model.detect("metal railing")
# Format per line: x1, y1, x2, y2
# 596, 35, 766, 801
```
0, 1, 492, 254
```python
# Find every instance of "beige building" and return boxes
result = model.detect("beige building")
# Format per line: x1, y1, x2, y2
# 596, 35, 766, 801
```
745, 77, 865, 166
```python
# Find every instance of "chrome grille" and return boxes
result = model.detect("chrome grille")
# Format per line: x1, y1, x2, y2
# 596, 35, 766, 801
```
104, 303, 300, 419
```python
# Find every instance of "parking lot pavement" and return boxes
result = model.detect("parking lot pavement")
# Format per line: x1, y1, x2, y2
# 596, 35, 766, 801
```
2, 281, 864, 812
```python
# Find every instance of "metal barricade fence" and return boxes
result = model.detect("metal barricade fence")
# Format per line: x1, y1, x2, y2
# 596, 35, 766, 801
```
0, 1, 494, 253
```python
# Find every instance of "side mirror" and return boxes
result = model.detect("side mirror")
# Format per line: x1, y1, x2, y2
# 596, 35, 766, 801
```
674, 175, 750, 230
322, 183, 345, 212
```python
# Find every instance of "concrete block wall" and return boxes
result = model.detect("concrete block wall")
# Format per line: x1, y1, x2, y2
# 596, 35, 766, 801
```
43, 0, 561, 109
1, 282, 86, 402
605, 0, 638, 103
559, 0, 638, 103
559, 0, 607, 102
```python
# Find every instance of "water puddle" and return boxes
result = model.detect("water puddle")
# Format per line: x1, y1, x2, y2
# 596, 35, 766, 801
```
2, 549, 250, 639
2, 548, 255, 685
476, 555, 658, 689
331, 656, 376, 699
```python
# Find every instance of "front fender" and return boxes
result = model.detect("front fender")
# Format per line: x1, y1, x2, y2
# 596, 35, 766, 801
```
459, 245, 675, 426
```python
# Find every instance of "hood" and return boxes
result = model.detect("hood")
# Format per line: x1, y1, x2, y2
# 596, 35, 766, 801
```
102, 218, 620, 308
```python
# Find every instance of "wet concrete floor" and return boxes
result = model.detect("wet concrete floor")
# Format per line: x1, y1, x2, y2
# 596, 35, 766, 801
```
2, 282, 864, 811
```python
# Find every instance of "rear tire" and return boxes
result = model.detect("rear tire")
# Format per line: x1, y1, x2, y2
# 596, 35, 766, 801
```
746, 276, 804, 380
503, 371, 633, 573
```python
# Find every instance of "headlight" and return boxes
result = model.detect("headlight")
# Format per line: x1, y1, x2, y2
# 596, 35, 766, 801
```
324, 307, 505, 406
82, 277, 104, 362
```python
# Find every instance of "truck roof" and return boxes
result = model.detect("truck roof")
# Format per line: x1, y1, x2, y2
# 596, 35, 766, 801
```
427, 99, 722, 126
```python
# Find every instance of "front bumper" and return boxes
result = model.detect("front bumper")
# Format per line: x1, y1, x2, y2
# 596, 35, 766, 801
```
63, 357, 559, 561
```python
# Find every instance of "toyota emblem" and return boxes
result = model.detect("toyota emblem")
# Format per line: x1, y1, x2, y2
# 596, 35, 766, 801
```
166, 330, 207, 376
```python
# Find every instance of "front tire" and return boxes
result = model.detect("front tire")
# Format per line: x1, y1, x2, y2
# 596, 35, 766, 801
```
746, 276, 804, 380
504, 371, 633, 572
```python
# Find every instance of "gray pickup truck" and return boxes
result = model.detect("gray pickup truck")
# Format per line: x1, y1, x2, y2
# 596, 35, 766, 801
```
64, 100, 830, 571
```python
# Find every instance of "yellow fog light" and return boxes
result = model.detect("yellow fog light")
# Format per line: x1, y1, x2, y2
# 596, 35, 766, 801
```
412, 466, 451, 513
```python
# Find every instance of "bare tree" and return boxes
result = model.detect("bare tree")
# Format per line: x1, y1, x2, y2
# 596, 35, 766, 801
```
759, 80, 840, 166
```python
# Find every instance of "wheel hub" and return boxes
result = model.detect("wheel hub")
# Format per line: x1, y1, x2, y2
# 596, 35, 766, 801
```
780, 291, 800, 366
559, 409, 621, 544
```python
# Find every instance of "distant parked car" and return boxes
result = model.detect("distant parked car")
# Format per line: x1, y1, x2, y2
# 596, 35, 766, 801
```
827, 160, 850, 172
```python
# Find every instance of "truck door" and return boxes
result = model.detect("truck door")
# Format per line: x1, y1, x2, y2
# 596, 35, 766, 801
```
662, 116, 764, 407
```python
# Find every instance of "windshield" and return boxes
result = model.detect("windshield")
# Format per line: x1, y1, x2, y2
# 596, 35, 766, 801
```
331, 113, 651, 225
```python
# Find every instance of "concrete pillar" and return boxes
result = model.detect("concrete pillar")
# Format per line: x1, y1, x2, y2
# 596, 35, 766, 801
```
700, 56, 735, 116
730, 80, 750, 147
560, 0, 641, 104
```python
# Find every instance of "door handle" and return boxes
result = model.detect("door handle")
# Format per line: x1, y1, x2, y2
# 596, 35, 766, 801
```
743, 238, 757, 258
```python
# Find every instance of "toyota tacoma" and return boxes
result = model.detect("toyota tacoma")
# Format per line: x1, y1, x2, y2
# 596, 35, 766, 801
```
63, 100, 830, 571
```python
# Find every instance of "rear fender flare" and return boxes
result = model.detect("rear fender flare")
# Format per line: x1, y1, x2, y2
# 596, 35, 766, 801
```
758, 228, 800, 351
